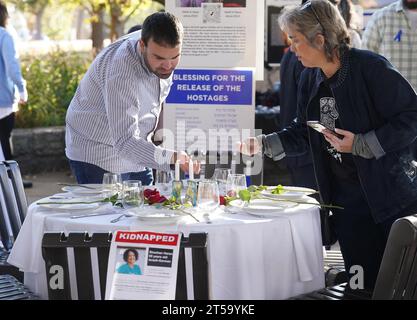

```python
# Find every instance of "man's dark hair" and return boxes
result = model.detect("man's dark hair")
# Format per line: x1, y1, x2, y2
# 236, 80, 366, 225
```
0, 1, 9, 28
141, 12, 183, 47
123, 249, 139, 262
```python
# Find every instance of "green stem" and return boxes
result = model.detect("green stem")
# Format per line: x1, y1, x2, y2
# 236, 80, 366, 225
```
257, 195, 344, 210
177, 208, 200, 222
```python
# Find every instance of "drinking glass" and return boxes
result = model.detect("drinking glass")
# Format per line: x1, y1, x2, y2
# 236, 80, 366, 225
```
226, 174, 247, 198
154, 170, 173, 196
102, 172, 122, 197
122, 180, 144, 214
197, 180, 220, 214
212, 168, 231, 196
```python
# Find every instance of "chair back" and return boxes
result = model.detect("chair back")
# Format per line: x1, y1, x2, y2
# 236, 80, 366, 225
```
204, 151, 263, 186
0, 195, 12, 251
0, 163, 21, 249
42, 232, 209, 300
372, 215, 417, 300
4, 161, 27, 221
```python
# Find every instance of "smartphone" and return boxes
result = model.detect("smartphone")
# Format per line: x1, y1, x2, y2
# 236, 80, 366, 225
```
306, 121, 344, 139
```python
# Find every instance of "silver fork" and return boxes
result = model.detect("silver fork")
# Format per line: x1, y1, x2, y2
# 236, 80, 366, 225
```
110, 214, 132, 223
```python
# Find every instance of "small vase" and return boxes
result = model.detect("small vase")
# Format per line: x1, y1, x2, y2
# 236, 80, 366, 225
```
184, 180, 198, 207
171, 180, 183, 205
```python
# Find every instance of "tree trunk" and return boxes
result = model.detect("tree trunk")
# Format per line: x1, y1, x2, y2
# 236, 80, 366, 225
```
33, 6, 46, 40
91, 4, 105, 56
110, 5, 123, 42
75, 8, 85, 40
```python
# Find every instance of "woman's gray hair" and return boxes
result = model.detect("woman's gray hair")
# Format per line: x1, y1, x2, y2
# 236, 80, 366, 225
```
278, 0, 351, 62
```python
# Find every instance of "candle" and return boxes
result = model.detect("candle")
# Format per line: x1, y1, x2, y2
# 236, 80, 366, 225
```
175, 160, 180, 181
245, 160, 252, 187
231, 159, 237, 175
189, 158, 194, 180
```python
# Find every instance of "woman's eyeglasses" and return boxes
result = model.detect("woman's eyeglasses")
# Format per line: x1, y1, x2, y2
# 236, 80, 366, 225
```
301, 1, 326, 35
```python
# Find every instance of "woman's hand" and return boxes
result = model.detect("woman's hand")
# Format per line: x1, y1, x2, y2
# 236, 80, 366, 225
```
322, 128, 354, 153
238, 137, 261, 156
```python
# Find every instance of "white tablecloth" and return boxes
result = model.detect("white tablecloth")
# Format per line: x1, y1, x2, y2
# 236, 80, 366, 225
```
8, 197, 325, 300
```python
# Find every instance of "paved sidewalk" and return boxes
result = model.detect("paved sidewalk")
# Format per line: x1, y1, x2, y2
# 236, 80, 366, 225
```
23, 170, 76, 205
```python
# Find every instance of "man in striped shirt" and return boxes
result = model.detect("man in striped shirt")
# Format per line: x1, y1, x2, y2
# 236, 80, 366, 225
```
66, 12, 197, 185
362, 0, 417, 92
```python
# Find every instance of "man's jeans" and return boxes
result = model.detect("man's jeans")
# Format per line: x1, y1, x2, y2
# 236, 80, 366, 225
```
68, 159, 153, 186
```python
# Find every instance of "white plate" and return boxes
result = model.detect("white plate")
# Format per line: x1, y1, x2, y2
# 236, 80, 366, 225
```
37, 196, 102, 210
61, 184, 108, 195
229, 198, 298, 216
128, 207, 184, 223
261, 186, 316, 200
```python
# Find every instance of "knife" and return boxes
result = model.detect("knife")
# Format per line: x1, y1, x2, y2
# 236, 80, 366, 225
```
58, 183, 99, 190
70, 211, 118, 219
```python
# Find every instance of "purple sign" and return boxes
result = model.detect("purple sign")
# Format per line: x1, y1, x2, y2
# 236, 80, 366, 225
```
166, 69, 253, 105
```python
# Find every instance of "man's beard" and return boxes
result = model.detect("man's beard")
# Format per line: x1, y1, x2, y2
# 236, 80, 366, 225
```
403, 0, 417, 10
143, 51, 173, 79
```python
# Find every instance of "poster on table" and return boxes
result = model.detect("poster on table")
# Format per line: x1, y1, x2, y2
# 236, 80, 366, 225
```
105, 231, 181, 300
161, 0, 264, 153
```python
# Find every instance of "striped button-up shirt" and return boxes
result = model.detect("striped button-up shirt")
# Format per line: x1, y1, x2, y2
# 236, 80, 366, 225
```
362, 1, 417, 91
65, 37, 175, 174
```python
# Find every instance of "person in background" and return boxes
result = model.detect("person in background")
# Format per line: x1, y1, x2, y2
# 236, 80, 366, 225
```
332, 0, 362, 48
65, 12, 199, 186
0, 1, 27, 161
0, 2, 32, 188
240, 0, 417, 292
127, 24, 142, 34
362, 0, 417, 91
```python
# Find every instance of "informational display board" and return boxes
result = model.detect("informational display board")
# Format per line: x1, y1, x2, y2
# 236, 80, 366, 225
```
163, 0, 263, 153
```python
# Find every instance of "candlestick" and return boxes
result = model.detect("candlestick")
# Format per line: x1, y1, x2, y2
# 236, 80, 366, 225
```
171, 180, 183, 205
188, 158, 194, 180
175, 160, 180, 181
245, 160, 252, 187
184, 180, 197, 207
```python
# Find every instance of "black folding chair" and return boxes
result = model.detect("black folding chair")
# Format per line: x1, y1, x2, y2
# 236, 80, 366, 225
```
204, 151, 264, 186
42, 232, 209, 300
0, 162, 23, 244
3, 161, 28, 221
0, 163, 24, 281
0, 275, 38, 300
291, 214, 417, 300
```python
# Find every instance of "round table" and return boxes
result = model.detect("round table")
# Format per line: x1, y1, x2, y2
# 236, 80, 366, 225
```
8, 195, 325, 300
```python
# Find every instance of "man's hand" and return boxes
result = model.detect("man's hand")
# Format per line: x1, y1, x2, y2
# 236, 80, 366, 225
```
322, 128, 354, 153
237, 137, 261, 156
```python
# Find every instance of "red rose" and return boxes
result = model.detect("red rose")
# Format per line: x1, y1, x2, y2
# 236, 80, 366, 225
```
144, 188, 158, 199
219, 195, 226, 206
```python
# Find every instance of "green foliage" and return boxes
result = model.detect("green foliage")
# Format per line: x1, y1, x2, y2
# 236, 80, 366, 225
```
16, 49, 92, 128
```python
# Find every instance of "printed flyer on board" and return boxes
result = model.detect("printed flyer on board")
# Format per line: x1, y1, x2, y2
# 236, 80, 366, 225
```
105, 231, 181, 300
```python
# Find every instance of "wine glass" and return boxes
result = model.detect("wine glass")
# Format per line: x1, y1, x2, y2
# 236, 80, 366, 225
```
122, 180, 144, 214
226, 174, 247, 198
102, 172, 122, 197
154, 170, 173, 196
197, 180, 220, 217
212, 168, 231, 196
